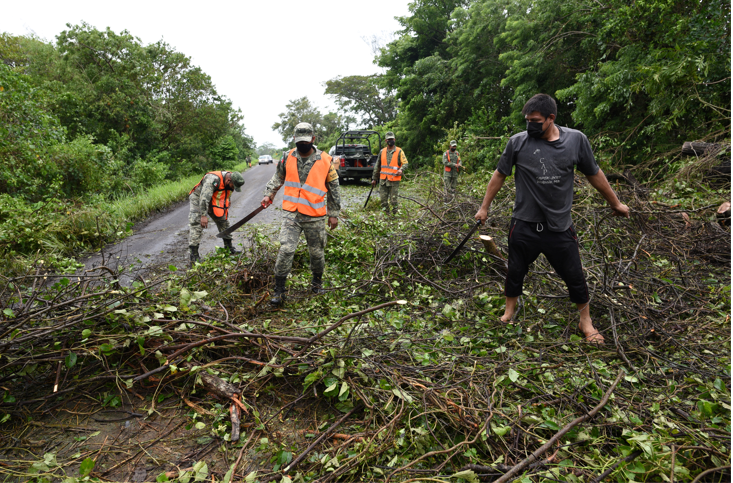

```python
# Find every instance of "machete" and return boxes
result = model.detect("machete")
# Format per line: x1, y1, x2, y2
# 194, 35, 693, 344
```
443, 219, 482, 264
216, 205, 265, 238
363, 183, 375, 209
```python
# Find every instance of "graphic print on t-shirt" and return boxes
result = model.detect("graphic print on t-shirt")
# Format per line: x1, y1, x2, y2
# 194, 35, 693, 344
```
532, 149, 560, 185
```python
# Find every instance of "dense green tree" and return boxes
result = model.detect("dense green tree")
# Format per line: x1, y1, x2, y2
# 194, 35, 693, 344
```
376, 0, 730, 169
324, 75, 398, 126
272, 96, 352, 147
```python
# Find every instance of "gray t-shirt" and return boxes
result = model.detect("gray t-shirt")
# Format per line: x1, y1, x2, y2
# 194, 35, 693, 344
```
496, 126, 599, 232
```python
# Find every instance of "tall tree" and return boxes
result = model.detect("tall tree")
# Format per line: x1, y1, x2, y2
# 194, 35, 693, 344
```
324, 75, 397, 127
272, 97, 351, 146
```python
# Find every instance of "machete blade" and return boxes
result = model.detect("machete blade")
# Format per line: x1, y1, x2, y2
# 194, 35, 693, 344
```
216, 205, 265, 238
443, 219, 482, 264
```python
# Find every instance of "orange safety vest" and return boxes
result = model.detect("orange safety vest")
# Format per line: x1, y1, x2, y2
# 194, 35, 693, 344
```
380, 147, 403, 181
444, 150, 461, 172
189, 171, 232, 219
282, 149, 331, 217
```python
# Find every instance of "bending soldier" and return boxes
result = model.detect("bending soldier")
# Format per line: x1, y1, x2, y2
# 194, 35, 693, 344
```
188, 170, 245, 263
442, 140, 461, 197
261, 123, 341, 306
371, 131, 408, 214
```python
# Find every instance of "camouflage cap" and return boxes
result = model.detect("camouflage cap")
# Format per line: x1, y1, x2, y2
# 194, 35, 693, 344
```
230, 171, 244, 192
385, 131, 396, 140
293, 122, 315, 143
450, 140, 457, 146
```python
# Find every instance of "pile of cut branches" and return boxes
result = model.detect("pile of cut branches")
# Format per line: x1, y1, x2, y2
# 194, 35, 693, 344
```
0, 172, 729, 483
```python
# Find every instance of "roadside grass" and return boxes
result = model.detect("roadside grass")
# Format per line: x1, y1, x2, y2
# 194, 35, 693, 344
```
0, 162, 250, 276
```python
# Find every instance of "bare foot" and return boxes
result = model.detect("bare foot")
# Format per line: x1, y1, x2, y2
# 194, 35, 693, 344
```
578, 322, 605, 345
501, 296, 519, 324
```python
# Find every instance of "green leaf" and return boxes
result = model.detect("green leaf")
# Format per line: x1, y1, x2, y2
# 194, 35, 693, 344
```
2, 308, 14, 318
244, 472, 258, 483
163, 305, 178, 312
542, 420, 561, 431
193, 461, 208, 481
65, 352, 78, 369
507, 368, 519, 383
303, 371, 321, 390
451, 469, 479, 483
324, 382, 339, 397
391, 387, 413, 403
81, 329, 92, 338
79, 457, 95, 477
99, 343, 115, 355
156, 473, 170, 482
338, 381, 350, 401
195, 422, 206, 430
222, 463, 236, 483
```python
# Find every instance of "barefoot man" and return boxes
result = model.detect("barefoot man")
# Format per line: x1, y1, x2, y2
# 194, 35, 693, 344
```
474, 94, 629, 343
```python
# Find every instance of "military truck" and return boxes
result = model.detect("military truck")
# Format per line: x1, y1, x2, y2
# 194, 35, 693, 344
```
328, 130, 382, 182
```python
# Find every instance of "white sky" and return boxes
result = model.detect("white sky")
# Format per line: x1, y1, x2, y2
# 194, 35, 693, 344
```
2, 0, 411, 147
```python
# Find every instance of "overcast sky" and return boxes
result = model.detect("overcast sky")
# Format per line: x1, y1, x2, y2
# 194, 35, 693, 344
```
2, 0, 411, 147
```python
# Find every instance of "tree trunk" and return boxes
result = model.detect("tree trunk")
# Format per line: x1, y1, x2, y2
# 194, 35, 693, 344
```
681, 142, 720, 156
479, 235, 508, 273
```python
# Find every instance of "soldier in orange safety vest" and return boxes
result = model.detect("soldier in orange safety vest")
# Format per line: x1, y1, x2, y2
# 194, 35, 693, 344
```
371, 131, 408, 214
442, 140, 461, 198
261, 123, 341, 306
188, 170, 245, 263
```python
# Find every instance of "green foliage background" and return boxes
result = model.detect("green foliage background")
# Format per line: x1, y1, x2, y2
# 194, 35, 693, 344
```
0, 25, 257, 269
370, 0, 730, 170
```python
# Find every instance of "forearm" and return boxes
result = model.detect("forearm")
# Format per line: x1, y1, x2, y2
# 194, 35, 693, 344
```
480, 170, 507, 209
326, 181, 341, 217
372, 163, 381, 181
586, 168, 622, 207
264, 165, 286, 198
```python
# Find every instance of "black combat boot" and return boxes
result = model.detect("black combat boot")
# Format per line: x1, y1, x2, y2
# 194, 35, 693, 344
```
223, 239, 241, 255
189, 245, 200, 264
311, 272, 325, 294
270, 276, 287, 306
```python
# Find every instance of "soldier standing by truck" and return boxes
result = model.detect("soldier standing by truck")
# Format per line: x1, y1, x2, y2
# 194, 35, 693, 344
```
371, 131, 408, 214
188, 170, 245, 263
442, 140, 461, 198
260, 123, 341, 306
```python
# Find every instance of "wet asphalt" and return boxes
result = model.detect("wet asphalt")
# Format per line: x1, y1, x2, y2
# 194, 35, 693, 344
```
79, 163, 284, 283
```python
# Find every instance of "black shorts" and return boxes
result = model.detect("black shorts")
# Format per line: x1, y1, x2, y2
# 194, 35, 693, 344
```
505, 218, 589, 304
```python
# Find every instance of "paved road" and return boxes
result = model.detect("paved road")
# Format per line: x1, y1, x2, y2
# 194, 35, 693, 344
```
81, 163, 284, 282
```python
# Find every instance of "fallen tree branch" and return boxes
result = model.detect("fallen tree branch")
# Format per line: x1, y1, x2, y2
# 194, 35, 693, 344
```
494, 371, 624, 483
282, 404, 362, 475
588, 449, 642, 483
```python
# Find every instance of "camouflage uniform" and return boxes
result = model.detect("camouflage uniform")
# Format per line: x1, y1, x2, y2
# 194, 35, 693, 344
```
264, 149, 341, 277
372, 147, 408, 214
442, 146, 461, 195
188, 173, 233, 246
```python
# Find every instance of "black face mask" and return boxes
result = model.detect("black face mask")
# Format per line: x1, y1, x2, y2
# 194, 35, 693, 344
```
296, 142, 313, 154
450, 146, 456, 151
386, 139, 395, 147
526, 121, 547, 139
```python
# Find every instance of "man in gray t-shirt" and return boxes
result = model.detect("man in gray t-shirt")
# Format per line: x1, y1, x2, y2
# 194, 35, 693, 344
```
475, 94, 630, 344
